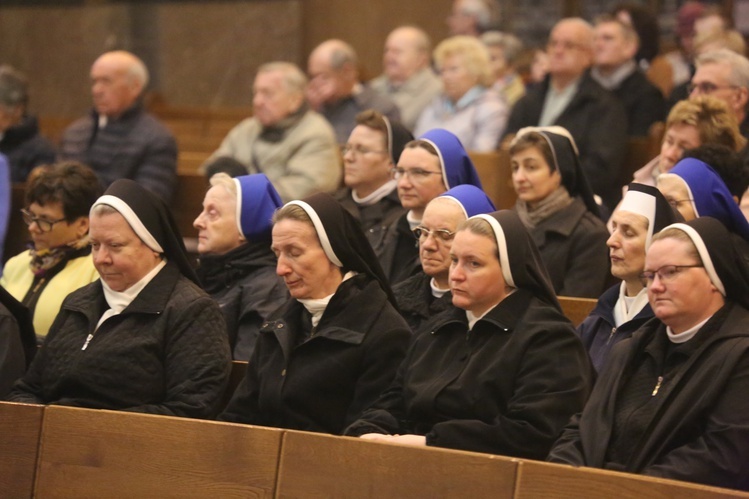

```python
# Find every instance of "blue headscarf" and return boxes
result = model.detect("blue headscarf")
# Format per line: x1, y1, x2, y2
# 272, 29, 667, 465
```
234, 174, 283, 241
663, 158, 749, 241
438, 184, 496, 218
418, 129, 483, 189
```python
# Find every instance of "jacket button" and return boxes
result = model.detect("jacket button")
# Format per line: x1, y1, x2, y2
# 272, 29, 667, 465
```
281, 369, 286, 376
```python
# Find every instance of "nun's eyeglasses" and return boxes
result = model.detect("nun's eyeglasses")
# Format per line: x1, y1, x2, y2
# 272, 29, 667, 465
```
412, 226, 455, 242
639, 264, 703, 283
666, 198, 693, 209
341, 144, 388, 156
391, 167, 443, 182
20, 209, 67, 232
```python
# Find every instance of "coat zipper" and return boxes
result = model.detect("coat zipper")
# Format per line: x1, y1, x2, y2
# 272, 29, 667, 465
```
651, 376, 663, 396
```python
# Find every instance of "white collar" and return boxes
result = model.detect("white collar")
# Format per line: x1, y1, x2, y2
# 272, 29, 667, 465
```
97, 259, 167, 330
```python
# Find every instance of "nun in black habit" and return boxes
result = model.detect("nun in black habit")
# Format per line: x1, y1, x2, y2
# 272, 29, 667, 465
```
345, 210, 593, 459
549, 217, 749, 491
219, 193, 411, 434
7, 180, 232, 419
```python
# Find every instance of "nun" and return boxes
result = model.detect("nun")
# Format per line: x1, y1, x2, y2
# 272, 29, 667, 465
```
550, 217, 749, 491
509, 126, 609, 298
219, 193, 411, 434
657, 157, 749, 240
578, 183, 682, 373
7, 179, 232, 419
376, 127, 483, 286
194, 173, 288, 361
346, 210, 592, 459
393, 184, 496, 334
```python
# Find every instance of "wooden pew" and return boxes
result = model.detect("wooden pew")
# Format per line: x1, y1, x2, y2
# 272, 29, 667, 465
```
468, 150, 517, 210
34, 406, 283, 498
558, 296, 598, 327
173, 173, 208, 240
276, 430, 518, 498
514, 459, 749, 499
220, 360, 248, 411
0, 402, 45, 499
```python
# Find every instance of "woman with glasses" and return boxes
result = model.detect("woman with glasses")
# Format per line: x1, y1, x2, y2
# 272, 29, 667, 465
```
346, 210, 592, 458
1, 161, 102, 340
550, 217, 749, 490
376, 128, 483, 286
393, 184, 495, 333
509, 126, 609, 298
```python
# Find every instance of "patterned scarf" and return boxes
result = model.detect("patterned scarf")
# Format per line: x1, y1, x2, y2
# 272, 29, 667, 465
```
28, 235, 90, 278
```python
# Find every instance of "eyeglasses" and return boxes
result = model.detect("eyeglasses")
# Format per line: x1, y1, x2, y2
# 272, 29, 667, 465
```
666, 198, 694, 209
341, 144, 388, 156
20, 208, 67, 232
547, 39, 588, 51
687, 82, 739, 95
412, 226, 455, 242
640, 264, 703, 283
391, 167, 443, 182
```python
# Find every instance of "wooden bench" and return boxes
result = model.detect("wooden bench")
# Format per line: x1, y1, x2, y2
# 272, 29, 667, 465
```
514, 459, 749, 499
173, 173, 208, 240
276, 430, 518, 498
558, 296, 598, 327
34, 405, 283, 498
0, 402, 45, 499
468, 150, 517, 210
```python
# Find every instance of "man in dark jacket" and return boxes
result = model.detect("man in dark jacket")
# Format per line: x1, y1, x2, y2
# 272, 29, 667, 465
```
59, 51, 177, 203
504, 18, 628, 211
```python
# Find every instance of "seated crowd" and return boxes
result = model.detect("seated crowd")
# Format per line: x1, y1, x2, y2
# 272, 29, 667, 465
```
4, 1, 749, 493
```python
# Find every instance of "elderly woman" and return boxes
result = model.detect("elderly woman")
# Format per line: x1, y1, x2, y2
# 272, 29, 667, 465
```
509, 126, 609, 298
220, 193, 410, 434
346, 210, 592, 458
480, 31, 526, 106
393, 184, 495, 333
193, 173, 288, 361
7, 179, 231, 418
549, 217, 749, 490
376, 128, 483, 285
414, 36, 507, 152
657, 157, 749, 240
1, 161, 102, 339
578, 183, 681, 373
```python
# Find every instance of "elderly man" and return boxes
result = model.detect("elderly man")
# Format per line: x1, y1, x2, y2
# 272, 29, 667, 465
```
335, 109, 412, 242
504, 18, 628, 211
369, 27, 442, 131
307, 39, 400, 144
446, 0, 499, 37
204, 62, 340, 202
689, 49, 749, 135
592, 15, 665, 136
59, 51, 177, 203
0, 66, 55, 182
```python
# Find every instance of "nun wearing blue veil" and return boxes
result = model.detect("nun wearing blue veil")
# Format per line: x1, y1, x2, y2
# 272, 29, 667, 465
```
375, 128, 483, 286
393, 184, 496, 334
194, 173, 288, 361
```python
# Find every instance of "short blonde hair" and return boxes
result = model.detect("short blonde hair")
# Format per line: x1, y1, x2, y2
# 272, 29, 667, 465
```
434, 35, 494, 87
666, 96, 746, 152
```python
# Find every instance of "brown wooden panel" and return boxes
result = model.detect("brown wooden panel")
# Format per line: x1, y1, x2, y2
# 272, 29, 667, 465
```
557, 296, 598, 327
220, 360, 248, 412
35, 406, 283, 498
514, 459, 749, 499
469, 150, 517, 210
173, 173, 208, 239
276, 430, 517, 498
0, 402, 44, 499
3, 183, 29, 264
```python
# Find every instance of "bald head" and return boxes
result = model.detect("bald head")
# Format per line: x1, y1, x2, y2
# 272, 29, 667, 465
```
307, 39, 359, 104
90, 51, 148, 118
384, 26, 432, 84
547, 18, 594, 85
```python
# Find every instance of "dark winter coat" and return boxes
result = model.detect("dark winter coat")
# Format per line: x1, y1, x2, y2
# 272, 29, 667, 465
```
578, 284, 655, 373
345, 289, 593, 459
549, 302, 749, 491
526, 197, 610, 298
59, 103, 177, 203
612, 69, 667, 137
0, 115, 56, 182
375, 213, 421, 286
219, 273, 411, 434
335, 187, 406, 249
505, 71, 628, 210
392, 272, 452, 334
197, 241, 288, 361
7, 262, 232, 419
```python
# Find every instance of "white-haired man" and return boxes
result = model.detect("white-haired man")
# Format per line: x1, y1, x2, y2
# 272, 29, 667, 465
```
60, 51, 177, 203
205, 62, 340, 202
446, 0, 499, 37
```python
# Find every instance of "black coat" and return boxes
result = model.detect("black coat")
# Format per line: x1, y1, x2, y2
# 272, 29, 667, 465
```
392, 272, 453, 334
526, 198, 610, 298
0, 115, 56, 182
197, 241, 288, 361
219, 274, 411, 434
549, 302, 749, 491
7, 263, 232, 419
612, 69, 667, 137
578, 284, 655, 374
346, 289, 593, 459
334, 187, 406, 248
505, 72, 628, 210
374, 213, 421, 286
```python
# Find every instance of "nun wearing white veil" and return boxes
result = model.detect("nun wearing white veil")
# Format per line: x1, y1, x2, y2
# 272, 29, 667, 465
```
346, 210, 592, 459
